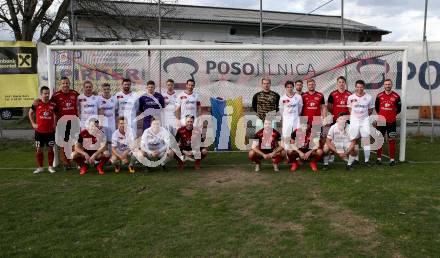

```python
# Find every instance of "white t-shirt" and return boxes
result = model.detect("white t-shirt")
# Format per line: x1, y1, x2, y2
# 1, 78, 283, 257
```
98, 95, 117, 130
163, 91, 178, 117
176, 91, 200, 122
347, 93, 374, 122
140, 127, 170, 153
77, 94, 99, 128
114, 91, 139, 135
111, 129, 130, 153
327, 123, 351, 150
279, 93, 303, 121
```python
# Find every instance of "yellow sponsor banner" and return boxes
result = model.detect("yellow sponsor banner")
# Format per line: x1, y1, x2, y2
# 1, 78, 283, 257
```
0, 41, 38, 108
0, 74, 38, 107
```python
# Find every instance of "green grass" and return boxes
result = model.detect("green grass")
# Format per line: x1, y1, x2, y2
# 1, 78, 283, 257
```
0, 138, 439, 257
0, 117, 32, 129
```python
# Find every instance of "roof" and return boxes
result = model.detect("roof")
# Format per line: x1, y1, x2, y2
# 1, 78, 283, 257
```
74, 1, 390, 35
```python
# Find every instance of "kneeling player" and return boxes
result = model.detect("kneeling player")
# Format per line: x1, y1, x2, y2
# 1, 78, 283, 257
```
174, 115, 208, 170
248, 118, 284, 172
324, 113, 358, 171
286, 123, 323, 172
140, 117, 174, 170
72, 119, 110, 175
110, 117, 136, 173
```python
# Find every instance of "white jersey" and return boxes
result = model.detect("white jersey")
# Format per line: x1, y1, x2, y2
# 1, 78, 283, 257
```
115, 91, 139, 135
176, 91, 200, 122
327, 123, 351, 151
98, 95, 117, 129
347, 93, 374, 122
141, 127, 170, 153
163, 91, 178, 134
111, 129, 130, 153
77, 94, 99, 128
279, 93, 303, 137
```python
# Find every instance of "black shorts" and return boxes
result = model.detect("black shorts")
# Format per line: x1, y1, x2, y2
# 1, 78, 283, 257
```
35, 131, 55, 148
377, 122, 397, 139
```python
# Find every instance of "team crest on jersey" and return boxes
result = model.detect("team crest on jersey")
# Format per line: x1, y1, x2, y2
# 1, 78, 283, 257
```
181, 96, 187, 99
66, 102, 71, 107
314, 97, 320, 100
43, 111, 49, 117
390, 97, 395, 101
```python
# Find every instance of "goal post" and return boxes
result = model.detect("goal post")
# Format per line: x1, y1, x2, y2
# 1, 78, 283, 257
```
47, 44, 409, 162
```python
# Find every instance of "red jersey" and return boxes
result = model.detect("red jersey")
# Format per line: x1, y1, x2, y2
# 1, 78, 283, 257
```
78, 129, 106, 154
51, 90, 79, 118
375, 91, 401, 123
31, 99, 57, 133
254, 128, 281, 150
327, 90, 351, 121
175, 126, 203, 150
301, 91, 325, 123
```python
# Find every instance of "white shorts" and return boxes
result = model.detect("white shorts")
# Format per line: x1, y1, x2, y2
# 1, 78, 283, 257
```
349, 119, 370, 140
334, 141, 351, 153
281, 118, 300, 138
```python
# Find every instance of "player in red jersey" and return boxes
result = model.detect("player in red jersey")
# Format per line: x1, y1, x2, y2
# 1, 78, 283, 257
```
327, 76, 351, 123
248, 118, 284, 172
286, 123, 323, 172
174, 115, 208, 170
72, 119, 110, 175
375, 79, 401, 166
29, 86, 58, 174
301, 79, 326, 125
50, 77, 79, 170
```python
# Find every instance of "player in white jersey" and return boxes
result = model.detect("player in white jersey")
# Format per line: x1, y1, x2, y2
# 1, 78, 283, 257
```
162, 79, 178, 135
140, 117, 173, 170
175, 79, 201, 126
114, 78, 139, 138
77, 80, 99, 129
347, 80, 375, 165
98, 83, 117, 143
324, 112, 358, 171
110, 117, 136, 173
279, 80, 303, 139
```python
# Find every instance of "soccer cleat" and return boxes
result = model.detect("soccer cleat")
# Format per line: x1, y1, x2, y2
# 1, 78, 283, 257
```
273, 163, 279, 172
194, 160, 201, 170
33, 167, 44, 174
161, 165, 168, 172
254, 164, 260, 172
329, 155, 335, 163
128, 165, 135, 173
63, 165, 71, 171
290, 161, 299, 172
323, 165, 329, 171
97, 165, 105, 175
375, 159, 382, 165
79, 165, 88, 175
310, 161, 318, 172
346, 164, 354, 171
364, 161, 372, 167
48, 166, 56, 173
353, 160, 359, 166
177, 161, 185, 170
389, 160, 396, 166
114, 164, 121, 173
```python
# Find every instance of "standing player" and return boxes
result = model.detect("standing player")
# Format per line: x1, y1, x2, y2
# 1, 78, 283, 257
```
110, 117, 136, 173
77, 80, 99, 129
294, 80, 304, 95
98, 82, 117, 145
29, 86, 58, 174
175, 79, 201, 126
375, 79, 401, 166
140, 117, 173, 170
174, 115, 208, 170
50, 76, 79, 170
251, 77, 280, 122
279, 81, 303, 140
115, 78, 139, 137
138, 80, 165, 130
72, 119, 110, 175
162, 79, 178, 135
324, 112, 358, 171
347, 80, 375, 166
327, 76, 351, 123
301, 79, 326, 125
248, 118, 284, 172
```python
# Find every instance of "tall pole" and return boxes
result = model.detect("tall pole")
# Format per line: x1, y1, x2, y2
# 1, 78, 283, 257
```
341, 0, 345, 45
259, 0, 265, 74
423, 0, 434, 143
158, 0, 162, 92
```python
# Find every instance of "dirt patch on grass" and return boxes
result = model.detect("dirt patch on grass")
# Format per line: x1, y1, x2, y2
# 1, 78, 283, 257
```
195, 168, 271, 188
181, 188, 196, 197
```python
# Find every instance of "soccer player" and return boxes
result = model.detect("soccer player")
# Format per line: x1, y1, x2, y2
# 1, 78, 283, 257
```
251, 77, 280, 122
301, 78, 326, 125
98, 82, 117, 145
175, 79, 201, 126
324, 112, 358, 171
375, 79, 401, 166
29, 86, 58, 174
115, 78, 139, 137
294, 80, 304, 95
327, 76, 351, 123
174, 115, 208, 170
248, 118, 284, 172
162, 79, 178, 135
72, 119, 110, 175
77, 80, 99, 129
286, 123, 323, 172
279, 80, 303, 140
110, 117, 136, 173
138, 80, 165, 130
50, 76, 79, 170
347, 80, 375, 166
140, 117, 173, 170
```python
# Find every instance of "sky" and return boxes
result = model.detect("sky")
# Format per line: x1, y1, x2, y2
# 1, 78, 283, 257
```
0, 0, 439, 41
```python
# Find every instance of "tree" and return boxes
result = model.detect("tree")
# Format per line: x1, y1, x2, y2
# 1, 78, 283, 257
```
0, 0, 71, 44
